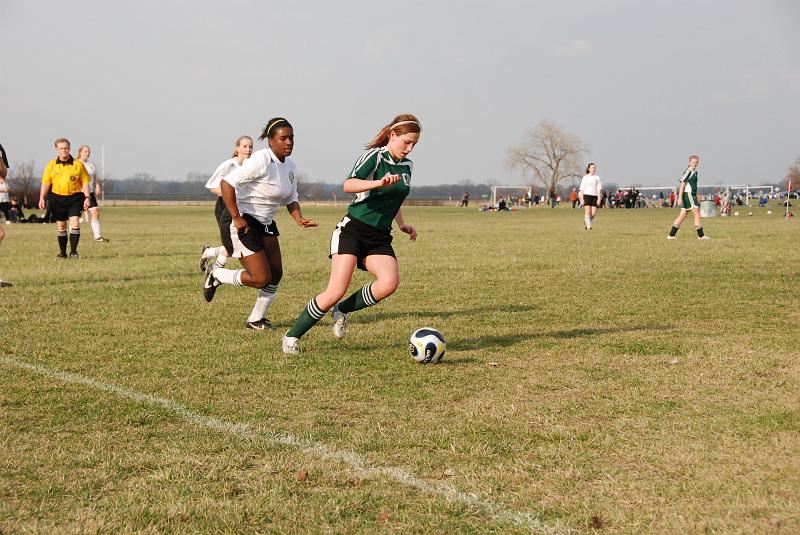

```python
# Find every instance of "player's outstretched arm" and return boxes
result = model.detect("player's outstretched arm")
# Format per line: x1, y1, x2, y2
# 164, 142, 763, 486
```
285, 201, 317, 228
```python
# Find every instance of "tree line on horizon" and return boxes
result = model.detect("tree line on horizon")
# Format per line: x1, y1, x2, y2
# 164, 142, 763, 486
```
6, 120, 799, 205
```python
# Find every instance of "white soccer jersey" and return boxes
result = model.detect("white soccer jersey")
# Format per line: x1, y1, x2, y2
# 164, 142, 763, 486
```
83, 161, 96, 186
579, 174, 602, 196
222, 148, 299, 225
205, 158, 240, 192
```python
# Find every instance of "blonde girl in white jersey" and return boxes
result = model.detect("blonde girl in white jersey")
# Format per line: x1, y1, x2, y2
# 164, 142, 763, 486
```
77, 145, 109, 241
199, 135, 253, 274
579, 162, 602, 230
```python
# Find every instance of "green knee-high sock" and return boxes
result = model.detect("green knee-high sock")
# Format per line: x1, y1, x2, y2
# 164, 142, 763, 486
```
336, 283, 379, 314
286, 298, 327, 339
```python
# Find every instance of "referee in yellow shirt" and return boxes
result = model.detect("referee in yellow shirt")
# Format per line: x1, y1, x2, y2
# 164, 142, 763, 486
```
39, 138, 91, 258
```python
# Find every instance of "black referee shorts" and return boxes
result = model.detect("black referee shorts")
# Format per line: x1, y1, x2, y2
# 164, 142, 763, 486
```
88, 192, 99, 209
329, 215, 395, 271
51, 193, 85, 221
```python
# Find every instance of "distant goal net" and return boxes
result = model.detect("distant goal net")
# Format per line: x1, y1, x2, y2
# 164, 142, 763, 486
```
491, 186, 533, 207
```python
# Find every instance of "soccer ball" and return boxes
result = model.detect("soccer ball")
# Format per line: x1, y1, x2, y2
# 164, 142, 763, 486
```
734, 211, 739, 216
767, 210, 773, 215
408, 328, 446, 364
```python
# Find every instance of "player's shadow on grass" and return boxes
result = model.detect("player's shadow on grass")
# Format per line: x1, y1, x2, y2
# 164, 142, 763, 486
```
356, 304, 540, 323
447, 325, 674, 351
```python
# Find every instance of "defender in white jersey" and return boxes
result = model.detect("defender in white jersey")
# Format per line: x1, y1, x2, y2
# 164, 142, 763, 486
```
579, 163, 602, 230
204, 118, 317, 326
77, 146, 109, 242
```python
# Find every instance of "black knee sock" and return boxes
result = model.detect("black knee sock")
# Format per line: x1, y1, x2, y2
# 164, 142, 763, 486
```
69, 228, 80, 254
669, 225, 679, 237
58, 231, 68, 256
696, 226, 704, 237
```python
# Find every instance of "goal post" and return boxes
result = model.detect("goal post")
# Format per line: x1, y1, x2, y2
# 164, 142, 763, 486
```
491, 185, 533, 207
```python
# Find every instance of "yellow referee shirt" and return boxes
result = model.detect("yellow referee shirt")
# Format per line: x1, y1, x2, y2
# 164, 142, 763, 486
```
42, 156, 90, 196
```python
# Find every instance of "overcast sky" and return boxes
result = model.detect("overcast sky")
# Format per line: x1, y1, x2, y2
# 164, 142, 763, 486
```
1, 0, 798, 188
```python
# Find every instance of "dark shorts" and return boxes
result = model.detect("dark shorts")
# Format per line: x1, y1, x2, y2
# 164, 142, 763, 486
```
88, 192, 99, 209
583, 194, 598, 206
51, 193, 85, 221
681, 192, 699, 210
215, 198, 234, 256
330, 215, 394, 271
228, 212, 279, 258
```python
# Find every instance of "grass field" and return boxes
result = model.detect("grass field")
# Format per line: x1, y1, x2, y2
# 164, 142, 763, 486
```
1, 204, 798, 534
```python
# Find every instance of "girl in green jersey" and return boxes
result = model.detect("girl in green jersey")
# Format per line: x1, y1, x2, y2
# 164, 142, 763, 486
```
668, 155, 709, 240
282, 114, 421, 354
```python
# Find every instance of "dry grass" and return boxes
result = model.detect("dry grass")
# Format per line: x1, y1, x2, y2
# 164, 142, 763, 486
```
1, 204, 798, 533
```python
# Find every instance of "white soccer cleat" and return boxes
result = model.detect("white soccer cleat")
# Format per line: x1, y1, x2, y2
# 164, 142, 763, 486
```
282, 332, 300, 354
698, 236, 711, 241
331, 306, 347, 339
667, 235, 677, 240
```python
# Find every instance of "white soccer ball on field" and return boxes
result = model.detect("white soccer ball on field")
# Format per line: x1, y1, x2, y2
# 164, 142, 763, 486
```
767, 210, 773, 215
734, 211, 739, 216
408, 328, 446, 364
748, 211, 753, 216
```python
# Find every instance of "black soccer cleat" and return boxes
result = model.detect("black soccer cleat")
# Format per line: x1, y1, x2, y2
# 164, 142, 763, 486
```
199, 245, 212, 272
203, 267, 222, 302
69, 252, 80, 259
0, 279, 13, 288
245, 318, 273, 330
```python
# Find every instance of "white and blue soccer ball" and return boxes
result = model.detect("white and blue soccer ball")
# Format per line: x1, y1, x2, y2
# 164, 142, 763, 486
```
408, 328, 446, 364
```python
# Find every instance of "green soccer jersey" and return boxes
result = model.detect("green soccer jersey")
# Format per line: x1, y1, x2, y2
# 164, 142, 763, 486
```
346, 147, 412, 231
679, 167, 698, 195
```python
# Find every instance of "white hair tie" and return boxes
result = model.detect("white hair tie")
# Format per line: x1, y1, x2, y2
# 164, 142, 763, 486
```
390, 120, 421, 131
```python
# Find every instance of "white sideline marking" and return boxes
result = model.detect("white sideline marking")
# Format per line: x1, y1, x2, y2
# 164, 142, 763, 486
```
1, 356, 565, 534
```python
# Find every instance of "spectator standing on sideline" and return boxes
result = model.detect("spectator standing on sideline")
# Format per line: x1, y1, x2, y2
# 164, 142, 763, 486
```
77, 145, 109, 242
459, 191, 470, 207
549, 187, 558, 208
569, 187, 579, 209
39, 138, 91, 258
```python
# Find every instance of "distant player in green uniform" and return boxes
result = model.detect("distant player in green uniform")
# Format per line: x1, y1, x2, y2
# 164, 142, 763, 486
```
667, 155, 709, 240
282, 114, 421, 354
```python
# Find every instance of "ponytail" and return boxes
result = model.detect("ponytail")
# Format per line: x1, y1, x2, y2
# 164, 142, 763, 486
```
366, 114, 422, 148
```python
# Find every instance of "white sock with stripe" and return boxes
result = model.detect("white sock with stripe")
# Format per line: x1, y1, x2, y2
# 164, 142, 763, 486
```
214, 268, 244, 286
247, 284, 278, 322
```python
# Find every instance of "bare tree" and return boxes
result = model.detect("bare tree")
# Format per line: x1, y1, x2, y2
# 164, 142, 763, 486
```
787, 157, 800, 188
508, 120, 586, 193
8, 160, 39, 208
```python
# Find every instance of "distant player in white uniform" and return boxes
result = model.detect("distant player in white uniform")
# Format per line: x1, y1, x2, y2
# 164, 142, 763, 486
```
579, 163, 602, 230
77, 145, 109, 242
0, 143, 11, 287
204, 118, 318, 328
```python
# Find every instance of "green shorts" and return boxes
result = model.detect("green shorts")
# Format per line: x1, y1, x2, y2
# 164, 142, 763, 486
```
681, 192, 698, 210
